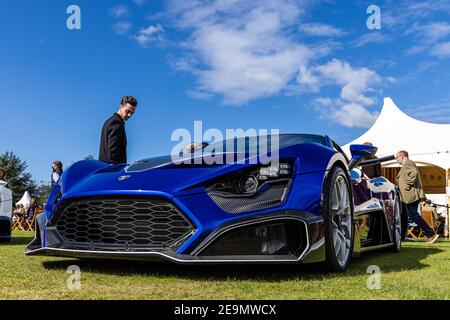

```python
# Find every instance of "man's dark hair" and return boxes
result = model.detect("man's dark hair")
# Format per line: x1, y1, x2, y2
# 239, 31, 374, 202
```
398, 150, 409, 158
53, 160, 63, 170
120, 96, 138, 107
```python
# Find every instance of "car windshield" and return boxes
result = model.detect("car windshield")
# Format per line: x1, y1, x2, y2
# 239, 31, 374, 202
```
194, 134, 326, 155
126, 134, 326, 172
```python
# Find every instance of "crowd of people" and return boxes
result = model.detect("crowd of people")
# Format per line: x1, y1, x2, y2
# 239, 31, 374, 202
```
12, 198, 37, 224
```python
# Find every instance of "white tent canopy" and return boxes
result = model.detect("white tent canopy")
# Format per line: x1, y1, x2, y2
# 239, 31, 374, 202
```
343, 97, 450, 170
16, 191, 31, 207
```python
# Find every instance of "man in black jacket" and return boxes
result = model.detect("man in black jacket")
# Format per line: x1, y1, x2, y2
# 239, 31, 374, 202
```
99, 96, 138, 164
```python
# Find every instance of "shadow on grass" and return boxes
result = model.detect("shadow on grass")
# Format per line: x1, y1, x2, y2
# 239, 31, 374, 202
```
4, 236, 34, 246
41, 246, 443, 281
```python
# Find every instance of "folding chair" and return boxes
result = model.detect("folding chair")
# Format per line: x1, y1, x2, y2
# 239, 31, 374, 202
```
421, 207, 438, 234
407, 204, 439, 240
406, 221, 424, 240
11, 216, 18, 230
25, 208, 41, 231
11, 216, 26, 231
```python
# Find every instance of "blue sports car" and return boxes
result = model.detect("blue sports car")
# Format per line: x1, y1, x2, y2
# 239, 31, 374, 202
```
26, 134, 403, 272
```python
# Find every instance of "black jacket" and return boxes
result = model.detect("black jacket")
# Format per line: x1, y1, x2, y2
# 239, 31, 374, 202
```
99, 113, 127, 164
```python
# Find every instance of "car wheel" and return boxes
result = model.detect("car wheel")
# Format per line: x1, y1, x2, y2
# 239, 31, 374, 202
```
322, 166, 354, 272
390, 195, 402, 252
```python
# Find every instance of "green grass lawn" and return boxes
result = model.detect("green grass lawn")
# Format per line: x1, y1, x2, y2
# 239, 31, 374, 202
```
1, 231, 449, 300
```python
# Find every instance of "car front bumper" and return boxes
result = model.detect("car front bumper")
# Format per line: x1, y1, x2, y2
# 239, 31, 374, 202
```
26, 207, 326, 264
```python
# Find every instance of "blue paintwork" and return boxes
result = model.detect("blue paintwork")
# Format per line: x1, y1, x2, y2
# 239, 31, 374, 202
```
40, 138, 341, 255
371, 177, 387, 187
349, 144, 378, 163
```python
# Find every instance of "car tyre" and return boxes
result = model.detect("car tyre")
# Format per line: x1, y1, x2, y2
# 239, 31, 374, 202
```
322, 166, 355, 272
389, 195, 402, 253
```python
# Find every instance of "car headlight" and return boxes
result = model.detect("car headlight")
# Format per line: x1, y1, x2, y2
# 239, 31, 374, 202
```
206, 162, 294, 213
238, 175, 259, 194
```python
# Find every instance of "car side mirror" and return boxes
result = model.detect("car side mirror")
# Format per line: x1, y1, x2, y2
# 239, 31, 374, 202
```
349, 144, 378, 170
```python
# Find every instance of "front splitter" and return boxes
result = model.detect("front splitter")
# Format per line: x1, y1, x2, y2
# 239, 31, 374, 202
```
26, 246, 311, 265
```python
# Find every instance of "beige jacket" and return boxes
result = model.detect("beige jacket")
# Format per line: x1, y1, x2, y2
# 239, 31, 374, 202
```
396, 159, 426, 204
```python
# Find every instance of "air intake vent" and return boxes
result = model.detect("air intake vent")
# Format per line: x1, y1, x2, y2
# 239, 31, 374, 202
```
53, 197, 194, 252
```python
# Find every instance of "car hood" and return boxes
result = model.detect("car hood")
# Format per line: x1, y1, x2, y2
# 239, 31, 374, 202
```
61, 143, 336, 198
62, 153, 263, 197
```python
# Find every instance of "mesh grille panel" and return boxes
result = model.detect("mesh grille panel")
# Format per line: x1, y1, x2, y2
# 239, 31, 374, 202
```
209, 185, 287, 214
54, 198, 194, 251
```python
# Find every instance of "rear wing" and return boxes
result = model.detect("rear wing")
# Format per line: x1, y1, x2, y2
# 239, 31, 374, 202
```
359, 155, 395, 167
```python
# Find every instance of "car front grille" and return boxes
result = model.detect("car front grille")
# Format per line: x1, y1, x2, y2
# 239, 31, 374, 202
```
53, 197, 194, 252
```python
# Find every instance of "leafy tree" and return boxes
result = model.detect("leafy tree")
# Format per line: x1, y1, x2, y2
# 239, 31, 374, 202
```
0, 151, 37, 203
35, 181, 52, 206
70, 154, 96, 166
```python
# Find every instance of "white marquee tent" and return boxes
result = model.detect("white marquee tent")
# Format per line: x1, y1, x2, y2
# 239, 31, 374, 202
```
343, 97, 450, 170
16, 191, 31, 207
344, 97, 450, 236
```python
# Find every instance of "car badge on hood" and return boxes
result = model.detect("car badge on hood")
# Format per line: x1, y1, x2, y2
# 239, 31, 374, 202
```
118, 175, 132, 181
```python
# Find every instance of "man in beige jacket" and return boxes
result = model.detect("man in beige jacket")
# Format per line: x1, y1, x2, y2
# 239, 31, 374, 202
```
396, 151, 439, 243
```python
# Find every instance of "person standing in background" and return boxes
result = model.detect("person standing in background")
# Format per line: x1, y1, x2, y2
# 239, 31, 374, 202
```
26, 198, 37, 221
51, 160, 63, 187
99, 96, 138, 164
395, 150, 439, 244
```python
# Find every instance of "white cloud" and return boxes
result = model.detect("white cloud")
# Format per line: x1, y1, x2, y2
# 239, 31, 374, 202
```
132, 0, 383, 128
165, 0, 317, 105
112, 22, 132, 35
328, 103, 378, 128
108, 5, 129, 19
405, 45, 427, 56
315, 97, 334, 107
301, 59, 381, 128
351, 32, 389, 48
404, 22, 450, 57
154, 0, 384, 128
313, 59, 381, 106
409, 97, 450, 122
141, 24, 163, 36
382, 2, 450, 56
186, 90, 214, 101
133, 24, 164, 47
383, 0, 450, 29
299, 23, 346, 37
418, 22, 450, 43
297, 65, 320, 92
168, 56, 197, 72
430, 41, 450, 58
386, 76, 397, 84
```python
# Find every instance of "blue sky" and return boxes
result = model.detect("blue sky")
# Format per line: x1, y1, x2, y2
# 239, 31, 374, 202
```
1, 0, 450, 183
